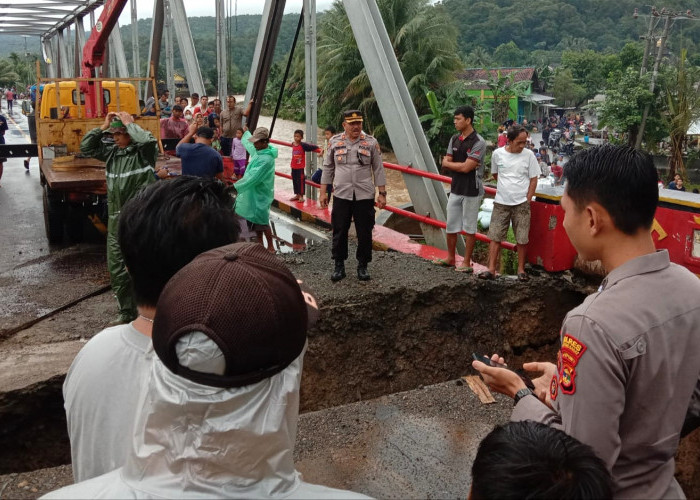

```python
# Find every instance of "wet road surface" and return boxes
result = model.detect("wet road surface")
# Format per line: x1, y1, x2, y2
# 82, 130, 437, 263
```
0, 103, 111, 335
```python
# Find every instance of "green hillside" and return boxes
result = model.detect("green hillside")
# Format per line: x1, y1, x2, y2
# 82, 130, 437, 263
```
440, 0, 700, 63
119, 13, 302, 92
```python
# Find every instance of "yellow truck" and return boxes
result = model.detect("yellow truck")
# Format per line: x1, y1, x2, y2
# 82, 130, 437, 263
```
37, 77, 165, 244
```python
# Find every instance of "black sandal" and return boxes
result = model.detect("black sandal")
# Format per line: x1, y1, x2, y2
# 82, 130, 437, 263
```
479, 271, 495, 280
518, 272, 529, 282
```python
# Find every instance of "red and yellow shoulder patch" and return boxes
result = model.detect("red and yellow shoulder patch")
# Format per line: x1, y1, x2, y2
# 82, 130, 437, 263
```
558, 333, 587, 396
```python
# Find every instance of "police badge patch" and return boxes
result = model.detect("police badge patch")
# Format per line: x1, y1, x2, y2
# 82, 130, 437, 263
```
558, 333, 587, 395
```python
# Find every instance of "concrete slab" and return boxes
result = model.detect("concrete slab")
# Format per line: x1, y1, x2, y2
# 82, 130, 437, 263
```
0, 341, 82, 393
295, 379, 511, 499
0, 379, 512, 499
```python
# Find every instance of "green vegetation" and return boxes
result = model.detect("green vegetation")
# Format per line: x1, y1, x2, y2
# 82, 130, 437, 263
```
0, 52, 38, 89
659, 50, 700, 180
312, 0, 462, 142
439, 0, 700, 63
596, 68, 655, 148
119, 14, 303, 95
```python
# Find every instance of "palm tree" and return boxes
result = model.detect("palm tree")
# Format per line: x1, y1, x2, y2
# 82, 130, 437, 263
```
0, 59, 20, 88
465, 46, 492, 68
317, 0, 461, 140
6, 52, 37, 89
660, 50, 700, 181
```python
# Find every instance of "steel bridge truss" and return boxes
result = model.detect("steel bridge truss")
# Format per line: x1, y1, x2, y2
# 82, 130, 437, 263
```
5, 0, 451, 249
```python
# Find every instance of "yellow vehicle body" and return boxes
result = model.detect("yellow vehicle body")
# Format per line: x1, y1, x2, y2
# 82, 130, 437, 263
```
36, 79, 160, 160
36, 116, 161, 160
40, 81, 139, 119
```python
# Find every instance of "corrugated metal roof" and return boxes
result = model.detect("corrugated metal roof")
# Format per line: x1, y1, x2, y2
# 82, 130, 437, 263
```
456, 67, 536, 90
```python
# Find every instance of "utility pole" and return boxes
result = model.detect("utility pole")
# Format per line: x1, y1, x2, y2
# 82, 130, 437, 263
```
634, 6, 696, 149
637, 7, 660, 77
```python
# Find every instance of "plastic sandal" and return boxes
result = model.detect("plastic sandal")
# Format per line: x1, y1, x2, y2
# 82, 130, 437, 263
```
431, 258, 455, 268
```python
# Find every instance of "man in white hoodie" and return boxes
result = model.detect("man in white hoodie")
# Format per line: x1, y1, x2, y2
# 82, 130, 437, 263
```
44, 243, 369, 499
63, 177, 241, 483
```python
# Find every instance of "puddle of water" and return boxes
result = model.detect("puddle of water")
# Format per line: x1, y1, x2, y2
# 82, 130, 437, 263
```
238, 210, 328, 254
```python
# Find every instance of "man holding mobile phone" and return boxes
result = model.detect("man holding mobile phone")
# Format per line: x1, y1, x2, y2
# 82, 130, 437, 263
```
473, 145, 700, 499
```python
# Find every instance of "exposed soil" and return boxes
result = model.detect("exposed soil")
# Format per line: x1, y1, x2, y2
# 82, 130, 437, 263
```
284, 244, 587, 412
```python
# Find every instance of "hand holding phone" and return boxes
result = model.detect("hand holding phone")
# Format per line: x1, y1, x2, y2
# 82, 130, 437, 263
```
472, 353, 535, 391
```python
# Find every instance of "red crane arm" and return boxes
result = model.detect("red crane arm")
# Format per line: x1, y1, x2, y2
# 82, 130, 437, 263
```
79, 0, 129, 117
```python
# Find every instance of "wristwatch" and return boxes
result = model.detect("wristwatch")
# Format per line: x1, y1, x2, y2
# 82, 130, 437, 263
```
513, 387, 534, 406
378, 191, 387, 196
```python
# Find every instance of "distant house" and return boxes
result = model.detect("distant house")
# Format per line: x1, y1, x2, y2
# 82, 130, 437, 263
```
174, 73, 188, 93
456, 67, 554, 124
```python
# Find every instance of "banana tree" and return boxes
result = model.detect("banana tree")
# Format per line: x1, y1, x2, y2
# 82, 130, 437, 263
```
660, 50, 700, 181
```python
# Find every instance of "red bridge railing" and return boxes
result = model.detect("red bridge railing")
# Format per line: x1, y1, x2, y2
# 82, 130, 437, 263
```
269, 138, 515, 251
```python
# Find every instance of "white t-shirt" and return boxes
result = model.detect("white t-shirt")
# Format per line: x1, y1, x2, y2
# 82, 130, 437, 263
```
63, 323, 153, 482
491, 147, 540, 205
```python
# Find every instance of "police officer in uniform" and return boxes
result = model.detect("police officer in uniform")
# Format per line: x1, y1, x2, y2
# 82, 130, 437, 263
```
320, 110, 386, 281
472, 145, 700, 499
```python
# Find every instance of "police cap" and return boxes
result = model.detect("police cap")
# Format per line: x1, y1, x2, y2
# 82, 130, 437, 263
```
343, 110, 363, 123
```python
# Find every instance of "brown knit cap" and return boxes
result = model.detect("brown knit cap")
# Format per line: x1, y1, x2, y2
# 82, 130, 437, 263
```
152, 242, 319, 388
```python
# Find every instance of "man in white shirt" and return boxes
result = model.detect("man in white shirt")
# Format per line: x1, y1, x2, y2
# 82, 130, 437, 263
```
480, 124, 540, 281
63, 177, 241, 482
183, 92, 199, 116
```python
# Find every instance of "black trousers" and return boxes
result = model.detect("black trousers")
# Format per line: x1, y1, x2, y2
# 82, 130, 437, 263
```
291, 168, 305, 195
220, 136, 233, 157
331, 196, 375, 264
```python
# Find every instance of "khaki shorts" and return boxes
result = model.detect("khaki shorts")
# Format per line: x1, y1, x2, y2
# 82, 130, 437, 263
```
487, 201, 531, 245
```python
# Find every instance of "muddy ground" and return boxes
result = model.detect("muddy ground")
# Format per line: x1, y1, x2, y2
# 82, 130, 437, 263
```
0, 237, 697, 497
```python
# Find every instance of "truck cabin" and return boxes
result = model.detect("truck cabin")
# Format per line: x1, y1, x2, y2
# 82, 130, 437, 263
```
40, 81, 139, 120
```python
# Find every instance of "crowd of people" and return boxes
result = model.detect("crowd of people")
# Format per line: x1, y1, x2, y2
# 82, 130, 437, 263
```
157, 90, 253, 180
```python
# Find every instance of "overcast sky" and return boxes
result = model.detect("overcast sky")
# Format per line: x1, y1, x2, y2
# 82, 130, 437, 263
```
0, 1, 335, 27
124, 1, 335, 21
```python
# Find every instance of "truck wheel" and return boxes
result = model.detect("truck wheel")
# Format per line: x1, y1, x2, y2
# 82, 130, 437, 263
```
66, 206, 85, 243
43, 185, 65, 244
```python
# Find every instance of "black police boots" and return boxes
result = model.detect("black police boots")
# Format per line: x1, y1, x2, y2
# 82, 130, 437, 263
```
331, 260, 346, 282
357, 263, 371, 281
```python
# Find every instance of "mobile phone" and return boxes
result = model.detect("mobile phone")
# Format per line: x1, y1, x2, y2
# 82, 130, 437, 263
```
472, 353, 535, 390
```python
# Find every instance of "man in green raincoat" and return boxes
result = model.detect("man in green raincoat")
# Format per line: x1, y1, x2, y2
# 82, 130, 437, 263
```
234, 127, 277, 252
81, 111, 159, 323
